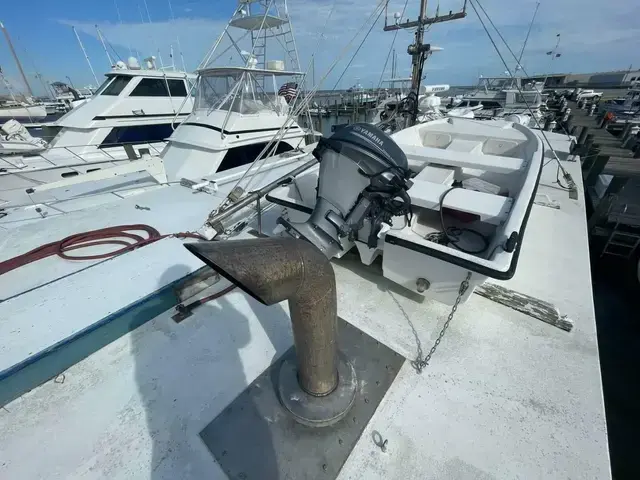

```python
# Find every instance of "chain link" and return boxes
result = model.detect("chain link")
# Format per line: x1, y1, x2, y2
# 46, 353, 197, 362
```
410, 271, 472, 373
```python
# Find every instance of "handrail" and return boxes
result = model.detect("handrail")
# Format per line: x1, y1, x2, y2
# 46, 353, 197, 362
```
0, 140, 169, 173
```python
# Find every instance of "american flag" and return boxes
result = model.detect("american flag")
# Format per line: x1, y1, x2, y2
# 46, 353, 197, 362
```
278, 82, 298, 103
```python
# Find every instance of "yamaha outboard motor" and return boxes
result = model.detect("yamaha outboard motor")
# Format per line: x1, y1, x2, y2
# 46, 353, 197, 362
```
278, 123, 413, 258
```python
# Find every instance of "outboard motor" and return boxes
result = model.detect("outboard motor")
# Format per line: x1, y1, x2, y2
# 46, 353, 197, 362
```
278, 123, 412, 258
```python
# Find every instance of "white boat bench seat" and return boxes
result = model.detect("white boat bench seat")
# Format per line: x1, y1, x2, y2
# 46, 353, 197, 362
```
408, 179, 513, 225
399, 143, 525, 174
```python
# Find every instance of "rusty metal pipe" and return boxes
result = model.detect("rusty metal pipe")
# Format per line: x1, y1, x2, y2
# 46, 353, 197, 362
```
184, 237, 338, 396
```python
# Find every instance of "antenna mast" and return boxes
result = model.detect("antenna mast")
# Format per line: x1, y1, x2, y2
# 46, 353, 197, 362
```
96, 26, 115, 66
384, 0, 467, 126
516, 1, 540, 70
0, 21, 34, 97
72, 26, 100, 86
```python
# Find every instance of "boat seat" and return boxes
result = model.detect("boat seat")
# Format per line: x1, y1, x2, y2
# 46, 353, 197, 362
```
399, 143, 525, 174
408, 179, 513, 225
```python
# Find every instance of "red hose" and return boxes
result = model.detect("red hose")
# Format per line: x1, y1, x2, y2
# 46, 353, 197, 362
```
0, 224, 204, 276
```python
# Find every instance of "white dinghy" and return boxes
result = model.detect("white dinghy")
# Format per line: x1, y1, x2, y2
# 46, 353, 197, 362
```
267, 118, 544, 304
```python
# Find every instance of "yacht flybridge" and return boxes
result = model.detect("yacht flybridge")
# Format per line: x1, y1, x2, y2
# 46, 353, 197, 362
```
159, 0, 309, 182
159, 66, 306, 182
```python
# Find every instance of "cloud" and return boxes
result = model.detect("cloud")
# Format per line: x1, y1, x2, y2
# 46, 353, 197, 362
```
56, 0, 640, 88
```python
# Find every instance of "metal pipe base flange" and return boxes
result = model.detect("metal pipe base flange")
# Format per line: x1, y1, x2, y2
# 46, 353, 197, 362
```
278, 353, 357, 428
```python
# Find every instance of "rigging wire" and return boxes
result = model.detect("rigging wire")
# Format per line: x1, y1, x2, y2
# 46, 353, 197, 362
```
516, 1, 539, 68
167, 0, 187, 71
468, 0, 575, 190
375, 0, 411, 95
331, 5, 386, 91
113, 0, 134, 60
228, 0, 341, 196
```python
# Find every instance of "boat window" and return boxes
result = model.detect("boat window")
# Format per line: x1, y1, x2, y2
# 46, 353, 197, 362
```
99, 124, 174, 148
101, 76, 132, 96
195, 72, 288, 115
218, 141, 293, 173
481, 101, 502, 109
168, 80, 187, 97
94, 77, 113, 95
130, 78, 170, 97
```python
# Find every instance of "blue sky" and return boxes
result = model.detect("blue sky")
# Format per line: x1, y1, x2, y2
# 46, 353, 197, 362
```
1, 0, 639, 96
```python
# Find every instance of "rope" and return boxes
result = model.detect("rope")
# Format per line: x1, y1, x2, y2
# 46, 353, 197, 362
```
0, 224, 203, 276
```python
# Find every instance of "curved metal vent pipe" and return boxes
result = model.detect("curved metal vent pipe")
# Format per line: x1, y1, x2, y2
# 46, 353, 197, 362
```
185, 237, 356, 426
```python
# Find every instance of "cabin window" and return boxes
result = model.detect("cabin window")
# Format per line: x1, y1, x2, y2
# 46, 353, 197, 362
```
168, 80, 187, 96
94, 77, 113, 95
99, 124, 174, 148
129, 78, 188, 97
481, 101, 502, 109
218, 141, 293, 173
130, 78, 170, 97
101, 76, 132, 96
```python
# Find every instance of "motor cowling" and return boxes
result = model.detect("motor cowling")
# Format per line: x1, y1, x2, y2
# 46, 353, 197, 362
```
278, 123, 412, 258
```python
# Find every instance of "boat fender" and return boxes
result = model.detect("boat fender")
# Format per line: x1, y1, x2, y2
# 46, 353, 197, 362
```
505, 231, 519, 253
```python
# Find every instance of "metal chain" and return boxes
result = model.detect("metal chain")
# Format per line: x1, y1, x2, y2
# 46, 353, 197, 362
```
410, 271, 472, 373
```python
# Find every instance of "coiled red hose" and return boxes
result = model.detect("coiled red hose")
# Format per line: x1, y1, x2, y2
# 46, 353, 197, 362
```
0, 224, 203, 276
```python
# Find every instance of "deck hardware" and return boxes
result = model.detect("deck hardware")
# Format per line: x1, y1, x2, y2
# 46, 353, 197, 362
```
416, 277, 430, 292
185, 237, 357, 426
372, 430, 388, 452
410, 272, 472, 373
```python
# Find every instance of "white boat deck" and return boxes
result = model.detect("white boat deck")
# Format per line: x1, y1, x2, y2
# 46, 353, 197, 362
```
0, 132, 610, 478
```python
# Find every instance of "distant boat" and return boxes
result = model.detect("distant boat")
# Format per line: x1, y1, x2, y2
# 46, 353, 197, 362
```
0, 102, 47, 123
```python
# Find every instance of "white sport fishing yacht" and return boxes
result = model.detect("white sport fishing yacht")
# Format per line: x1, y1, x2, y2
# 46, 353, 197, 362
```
0, 0, 310, 222
0, 59, 195, 200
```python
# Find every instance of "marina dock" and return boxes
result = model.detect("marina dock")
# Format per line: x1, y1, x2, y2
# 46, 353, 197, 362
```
553, 96, 640, 255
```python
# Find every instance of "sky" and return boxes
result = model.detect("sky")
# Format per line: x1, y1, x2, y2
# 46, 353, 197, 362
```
1, 0, 639, 97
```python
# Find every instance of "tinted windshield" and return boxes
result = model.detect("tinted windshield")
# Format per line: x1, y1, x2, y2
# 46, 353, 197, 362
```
102, 76, 132, 96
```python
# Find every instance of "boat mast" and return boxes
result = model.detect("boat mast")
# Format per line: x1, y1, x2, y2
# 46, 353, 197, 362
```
516, 1, 540, 72
72, 26, 100, 86
95, 26, 114, 67
0, 21, 34, 97
384, 0, 467, 126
